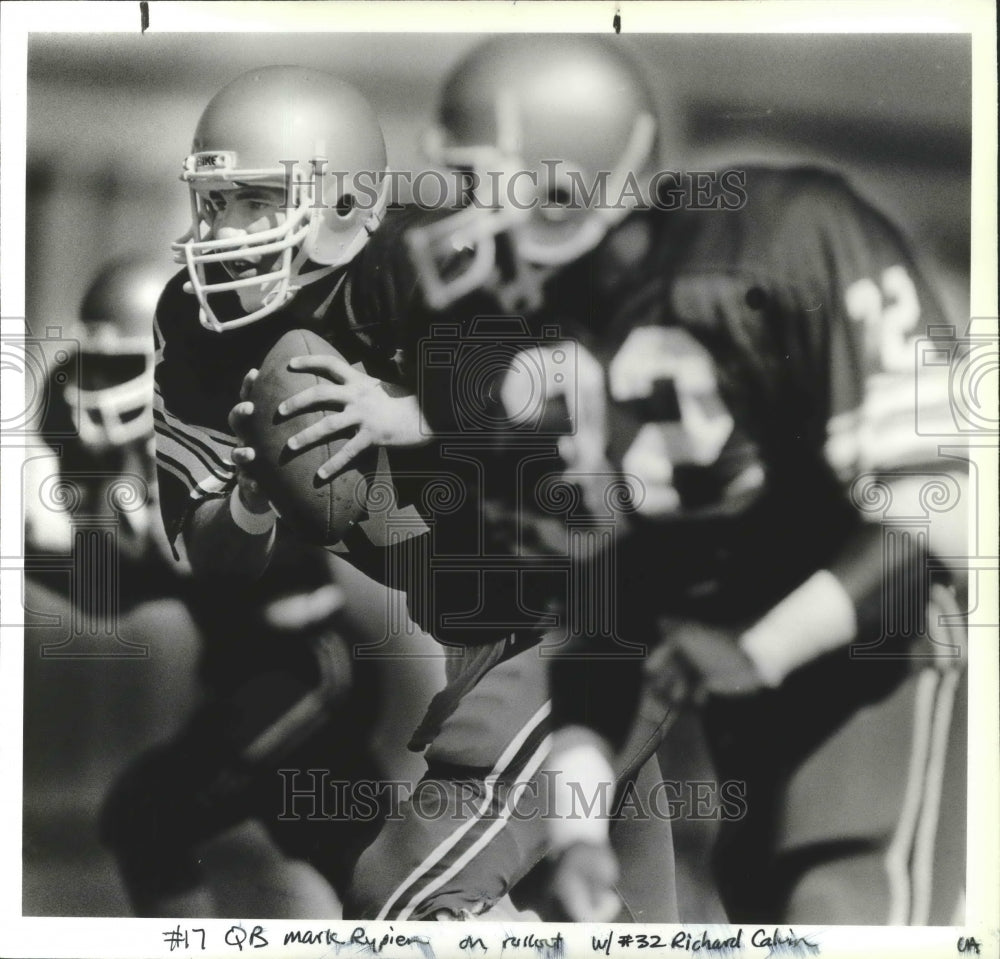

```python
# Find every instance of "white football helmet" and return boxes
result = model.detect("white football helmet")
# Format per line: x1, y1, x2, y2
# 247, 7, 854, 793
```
408, 36, 658, 311
173, 65, 390, 332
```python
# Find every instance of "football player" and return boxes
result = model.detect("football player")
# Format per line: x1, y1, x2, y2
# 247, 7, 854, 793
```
400, 36, 969, 925
135, 65, 426, 918
25, 258, 165, 567
34, 142, 398, 927
22, 258, 201, 910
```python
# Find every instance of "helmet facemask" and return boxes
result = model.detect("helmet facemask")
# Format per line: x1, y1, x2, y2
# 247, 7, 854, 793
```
172, 67, 390, 332
409, 91, 657, 312
405, 191, 538, 312
175, 153, 326, 332
173, 151, 390, 332
65, 331, 155, 449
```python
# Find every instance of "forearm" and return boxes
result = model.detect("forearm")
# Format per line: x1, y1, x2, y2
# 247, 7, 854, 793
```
182, 488, 276, 581
738, 516, 926, 686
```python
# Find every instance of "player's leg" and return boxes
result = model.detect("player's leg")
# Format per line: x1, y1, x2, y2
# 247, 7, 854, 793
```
344, 645, 551, 920
609, 750, 680, 922
99, 725, 234, 917
779, 655, 967, 924
258, 651, 391, 903
99, 648, 351, 917
712, 583, 968, 925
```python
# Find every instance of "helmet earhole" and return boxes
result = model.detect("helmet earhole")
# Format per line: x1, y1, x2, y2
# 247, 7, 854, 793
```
336, 194, 356, 218
541, 187, 574, 223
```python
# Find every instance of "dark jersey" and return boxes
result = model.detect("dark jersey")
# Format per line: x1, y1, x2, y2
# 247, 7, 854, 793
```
539, 165, 954, 624
543, 165, 957, 748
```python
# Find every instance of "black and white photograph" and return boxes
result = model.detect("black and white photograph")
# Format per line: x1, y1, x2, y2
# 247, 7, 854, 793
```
1, 3, 996, 957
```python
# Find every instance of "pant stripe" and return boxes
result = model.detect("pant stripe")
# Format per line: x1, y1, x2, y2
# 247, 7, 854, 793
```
375, 700, 551, 920
910, 664, 960, 924
395, 732, 552, 921
885, 668, 939, 924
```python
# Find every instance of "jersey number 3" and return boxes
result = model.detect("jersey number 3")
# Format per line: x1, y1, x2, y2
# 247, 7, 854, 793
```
609, 325, 735, 515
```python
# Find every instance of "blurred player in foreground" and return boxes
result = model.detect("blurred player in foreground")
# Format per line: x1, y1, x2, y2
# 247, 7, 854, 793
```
401, 35, 969, 924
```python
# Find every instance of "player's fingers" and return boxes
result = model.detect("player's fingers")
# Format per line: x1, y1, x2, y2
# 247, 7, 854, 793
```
288, 353, 359, 382
278, 383, 352, 416
318, 430, 371, 480
316, 431, 370, 480
553, 843, 620, 922
286, 411, 361, 451
231, 446, 256, 466
584, 851, 621, 922
239, 368, 259, 402
227, 401, 254, 437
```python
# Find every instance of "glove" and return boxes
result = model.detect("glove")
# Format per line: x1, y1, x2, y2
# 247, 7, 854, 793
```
645, 619, 770, 708
546, 840, 622, 923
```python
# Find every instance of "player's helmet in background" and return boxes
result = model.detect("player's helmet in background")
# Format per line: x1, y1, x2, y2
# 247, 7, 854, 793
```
65, 258, 162, 449
408, 36, 658, 311
173, 65, 389, 332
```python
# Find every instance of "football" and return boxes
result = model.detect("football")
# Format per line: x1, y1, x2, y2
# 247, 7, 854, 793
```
247, 329, 378, 545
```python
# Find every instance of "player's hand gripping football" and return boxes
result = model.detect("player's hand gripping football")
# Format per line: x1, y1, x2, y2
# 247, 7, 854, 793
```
227, 368, 273, 515
278, 353, 431, 480
646, 620, 770, 708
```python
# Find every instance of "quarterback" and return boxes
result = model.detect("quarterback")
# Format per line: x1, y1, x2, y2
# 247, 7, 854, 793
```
140, 66, 408, 918
154, 57, 680, 922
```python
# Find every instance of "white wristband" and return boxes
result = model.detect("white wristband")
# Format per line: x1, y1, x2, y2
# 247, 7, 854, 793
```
229, 486, 277, 535
738, 569, 857, 688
